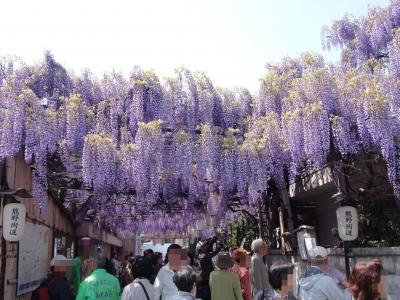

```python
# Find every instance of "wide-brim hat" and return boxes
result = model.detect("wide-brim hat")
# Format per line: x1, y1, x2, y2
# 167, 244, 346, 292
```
215, 252, 234, 269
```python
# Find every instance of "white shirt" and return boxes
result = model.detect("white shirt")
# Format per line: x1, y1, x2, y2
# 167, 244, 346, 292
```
154, 264, 178, 300
122, 278, 155, 300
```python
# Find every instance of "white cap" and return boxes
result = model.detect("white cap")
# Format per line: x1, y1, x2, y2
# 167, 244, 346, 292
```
308, 246, 328, 258
50, 254, 73, 266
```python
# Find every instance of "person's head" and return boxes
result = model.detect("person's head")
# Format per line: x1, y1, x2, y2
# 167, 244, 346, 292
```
165, 244, 182, 264
229, 246, 239, 256
50, 254, 72, 274
215, 252, 234, 270
90, 248, 107, 270
349, 260, 383, 300
307, 246, 328, 269
173, 266, 197, 294
132, 256, 153, 280
187, 252, 196, 267
144, 249, 154, 262
104, 257, 115, 274
153, 252, 163, 267
128, 255, 136, 265
268, 262, 294, 294
251, 239, 268, 256
231, 247, 251, 265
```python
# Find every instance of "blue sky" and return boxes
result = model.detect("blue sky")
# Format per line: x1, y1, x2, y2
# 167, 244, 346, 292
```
0, 0, 389, 92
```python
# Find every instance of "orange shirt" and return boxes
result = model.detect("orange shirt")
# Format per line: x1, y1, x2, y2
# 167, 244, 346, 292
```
231, 264, 252, 300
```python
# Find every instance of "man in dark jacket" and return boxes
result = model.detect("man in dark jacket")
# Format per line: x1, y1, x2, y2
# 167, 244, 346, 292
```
195, 236, 223, 300
32, 254, 74, 300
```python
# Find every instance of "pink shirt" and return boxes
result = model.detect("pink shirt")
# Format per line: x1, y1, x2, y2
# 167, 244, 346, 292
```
231, 264, 252, 300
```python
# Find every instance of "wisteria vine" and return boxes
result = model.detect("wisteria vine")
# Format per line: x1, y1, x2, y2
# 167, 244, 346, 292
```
1, 1, 400, 235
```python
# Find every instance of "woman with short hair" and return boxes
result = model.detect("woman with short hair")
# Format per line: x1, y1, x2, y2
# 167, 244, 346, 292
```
121, 256, 155, 300
231, 248, 252, 300
209, 252, 243, 300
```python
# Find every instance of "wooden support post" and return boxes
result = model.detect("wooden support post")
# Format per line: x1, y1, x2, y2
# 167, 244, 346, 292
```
280, 188, 294, 232
258, 202, 263, 239
278, 207, 286, 254
344, 241, 351, 279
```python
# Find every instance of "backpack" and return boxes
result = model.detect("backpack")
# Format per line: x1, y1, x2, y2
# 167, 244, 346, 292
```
31, 276, 60, 300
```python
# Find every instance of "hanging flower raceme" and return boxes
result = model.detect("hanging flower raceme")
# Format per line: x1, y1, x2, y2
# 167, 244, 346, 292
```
283, 108, 305, 179
18, 89, 62, 207
196, 72, 224, 127
360, 77, 400, 196
256, 70, 283, 116
241, 113, 287, 203
303, 102, 330, 170
220, 89, 240, 130
128, 69, 163, 137
163, 68, 198, 130
172, 129, 194, 192
389, 31, 400, 108
0, 85, 33, 160
66, 94, 88, 152
330, 116, 359, 157
118, 143, 140, 192
82, 134, 117, 194
221, 128, 240, 195
198, 124, 222, 184
134, 120, 164, 204
302, 67, 337, 114
322, 15, 356, 49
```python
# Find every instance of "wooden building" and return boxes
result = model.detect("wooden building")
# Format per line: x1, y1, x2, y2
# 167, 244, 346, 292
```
0, 155, 121, 300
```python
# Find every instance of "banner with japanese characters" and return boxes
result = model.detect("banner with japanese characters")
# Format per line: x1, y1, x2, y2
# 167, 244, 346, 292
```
2, 203, 26, 242
336, 206, 359, 241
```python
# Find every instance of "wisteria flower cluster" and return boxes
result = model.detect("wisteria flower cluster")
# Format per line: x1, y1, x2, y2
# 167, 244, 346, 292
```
1, 0, 400, 235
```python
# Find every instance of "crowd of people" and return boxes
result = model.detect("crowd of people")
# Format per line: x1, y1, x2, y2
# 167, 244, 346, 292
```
32, 237, 388, 300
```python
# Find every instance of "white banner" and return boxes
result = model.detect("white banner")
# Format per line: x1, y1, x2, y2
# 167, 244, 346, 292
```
17, 222, 51, 295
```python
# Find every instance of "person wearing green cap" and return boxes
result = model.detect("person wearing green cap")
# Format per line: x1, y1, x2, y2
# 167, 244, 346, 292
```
76, 249, 121, 300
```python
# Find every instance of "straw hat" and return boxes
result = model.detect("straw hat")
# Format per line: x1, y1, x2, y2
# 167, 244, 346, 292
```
215, 252, 234, 270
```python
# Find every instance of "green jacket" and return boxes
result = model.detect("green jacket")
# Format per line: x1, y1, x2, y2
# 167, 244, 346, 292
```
210, 270, 243, 300
70, 256, 82, 295
76, 269, 120, 300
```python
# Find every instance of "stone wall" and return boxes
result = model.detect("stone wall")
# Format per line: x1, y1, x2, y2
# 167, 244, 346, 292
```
266, 247, 400, 300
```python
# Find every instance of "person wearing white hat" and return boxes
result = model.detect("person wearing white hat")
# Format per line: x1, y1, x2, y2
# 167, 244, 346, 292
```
32, 254, 74, 300
297, 246, 344, 300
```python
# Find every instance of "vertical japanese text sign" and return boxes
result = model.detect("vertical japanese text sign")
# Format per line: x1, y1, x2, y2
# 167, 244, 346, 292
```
336, 206, 358, 241
3, 203, 26, 242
